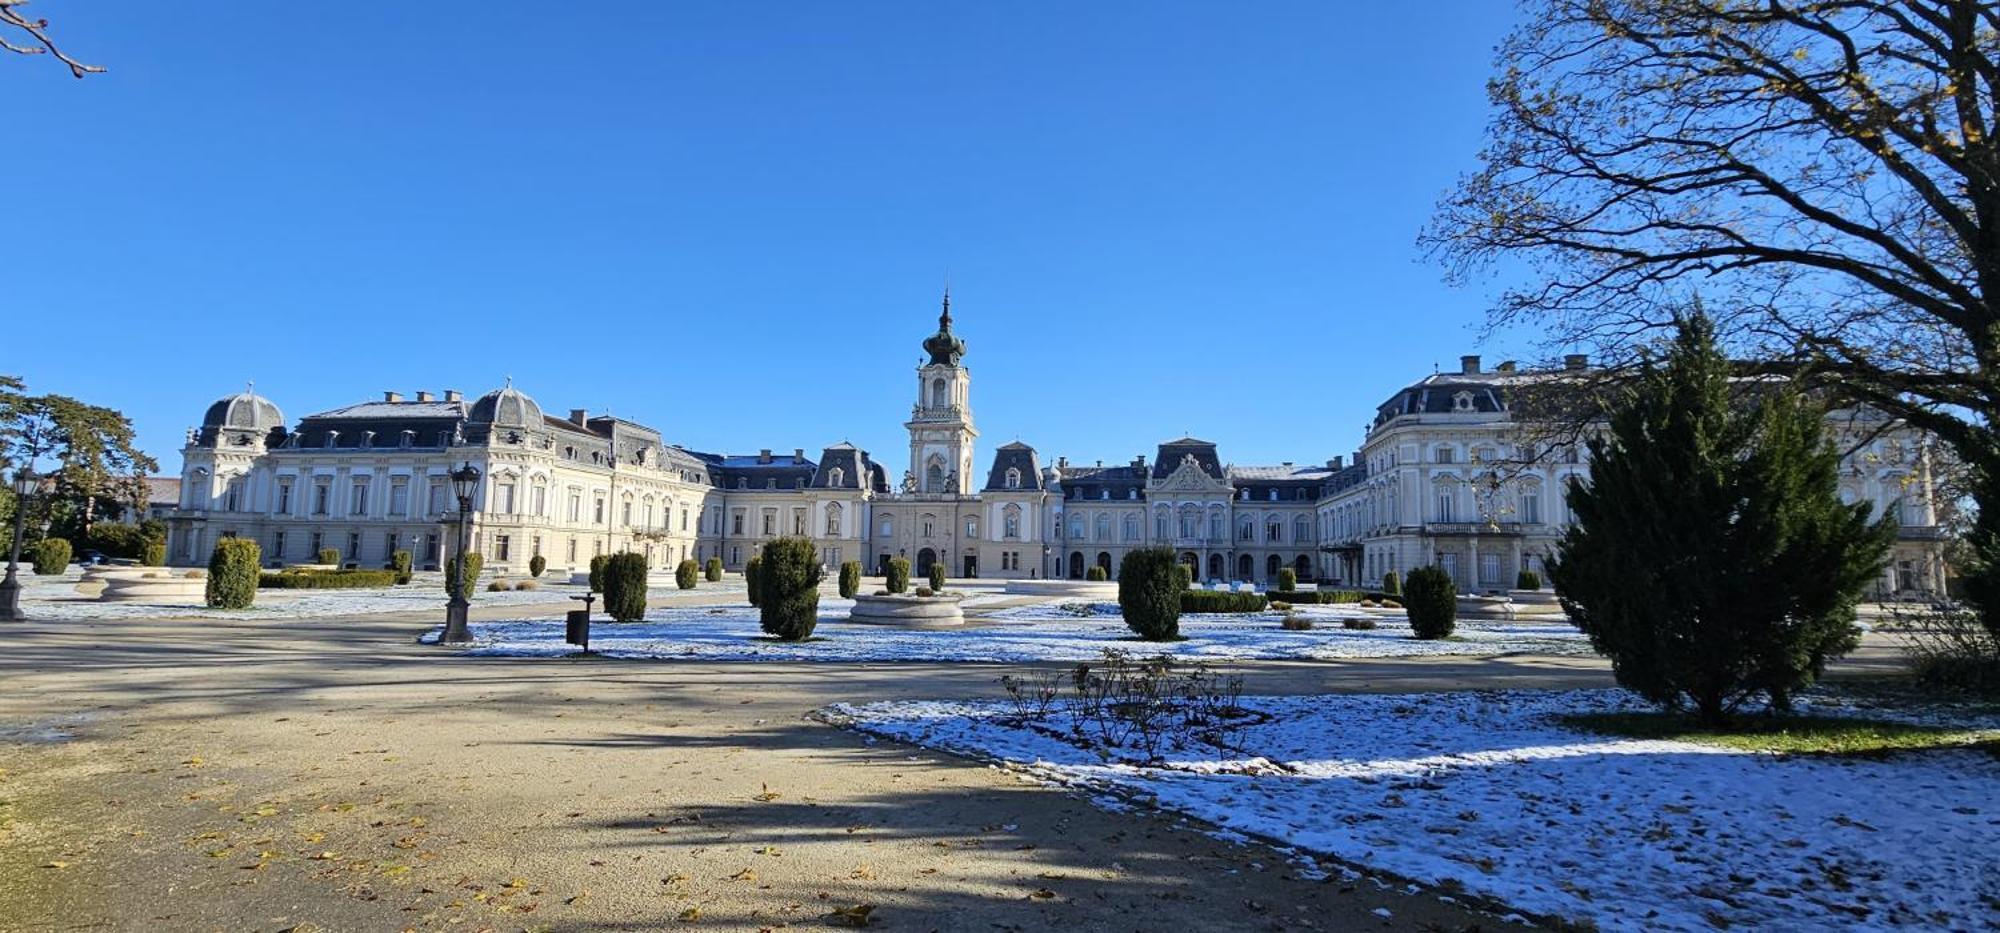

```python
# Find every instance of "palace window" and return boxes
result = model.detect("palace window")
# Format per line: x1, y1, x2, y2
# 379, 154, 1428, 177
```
1238, 519, 1254, 541
349, 479, 368, 516
1267, 521, 1282, 542
923, 515, 937, 537
1123, 514, 1139, 542
427, 483, 446, 516
1453, 391, 1474, 412
762, 512, 776, 536
879, 516, 893, 537
966, 517, 978, 538
1005, 468, 1020, 489
530, 484, 545, 516
794, 510, 807, 535
275, 481, 293, 515
567, 492, 581, 522
389, 478, 410, 516
1436, 493, 1455, 522
1522, 492, 1541, 524
1003, 505, 1021, 539
495, 535, 511, 561
622, 500, 633, 526
314, 480, 332, 515
826, 503, 843, 536
497, 482, 516, 514
1435, 447, 1455, 464
593, 496, 605, 524
828, 467, 844, 487
1094, 514, 1111, 541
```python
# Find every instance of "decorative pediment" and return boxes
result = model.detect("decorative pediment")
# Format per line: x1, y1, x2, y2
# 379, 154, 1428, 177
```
1157, 453, 1230, 493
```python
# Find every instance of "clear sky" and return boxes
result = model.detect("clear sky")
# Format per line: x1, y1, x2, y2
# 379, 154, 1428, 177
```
6, 1, 1534, 474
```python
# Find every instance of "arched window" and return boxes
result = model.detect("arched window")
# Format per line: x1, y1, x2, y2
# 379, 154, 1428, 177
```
1238, 518, 1255, 541
825, 502, 843, 536
1094, 513, 1111, 541
828, 467, 844, 487
1003, 504, 1022, 539
931, 378, 947, 408
1154, 508, 1170, 540
1004, 467, 1021, 489
1294, 516, 1311, 543
1267, 520, 1282, 542
878, 516, 894, 537
1180, 508, 1200, 539
1122, 514, 1139, 542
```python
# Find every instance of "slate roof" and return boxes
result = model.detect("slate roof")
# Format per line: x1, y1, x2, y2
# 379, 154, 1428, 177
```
983, 442, 1044, 492
813, 443, 876, 490
1152, 438, 1223, 479
303, 400, 467, 421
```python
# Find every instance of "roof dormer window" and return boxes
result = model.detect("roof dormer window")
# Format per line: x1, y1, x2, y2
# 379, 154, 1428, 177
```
1453, 391, 1475, 412
1005, 467, 1020, 490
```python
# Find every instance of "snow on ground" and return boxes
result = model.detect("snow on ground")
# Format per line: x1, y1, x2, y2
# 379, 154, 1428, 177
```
828, 689, 2000, 931
435, 602, 1589, 662
13, 569, 632, 620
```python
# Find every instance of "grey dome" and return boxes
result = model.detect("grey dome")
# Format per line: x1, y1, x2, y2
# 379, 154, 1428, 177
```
468, 383, 543, 428
202, 390, 284, 432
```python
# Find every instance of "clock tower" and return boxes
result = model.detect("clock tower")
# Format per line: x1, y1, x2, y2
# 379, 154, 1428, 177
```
906, 290, 977, 495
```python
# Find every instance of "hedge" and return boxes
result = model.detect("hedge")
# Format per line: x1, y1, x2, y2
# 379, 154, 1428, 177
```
260, 569, 400, 589
1117, 548, 1183, 640
31, 537, 70, 575
838, 560, 861, 599
1268, 589, 1367, 605
1180, 590, 1270, 613
758, 537, 823, 641
602, 552, 650, 622
676, 559, 700, 590
206, 538, 261, 609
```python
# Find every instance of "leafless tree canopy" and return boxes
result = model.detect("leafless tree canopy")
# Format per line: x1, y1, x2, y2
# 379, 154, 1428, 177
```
1425, 0, 1997, 461
1, 0, 102, 78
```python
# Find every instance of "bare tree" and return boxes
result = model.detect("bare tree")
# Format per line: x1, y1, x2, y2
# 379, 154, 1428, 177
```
1424, 0, 1998, 622
1, 0, 102, 77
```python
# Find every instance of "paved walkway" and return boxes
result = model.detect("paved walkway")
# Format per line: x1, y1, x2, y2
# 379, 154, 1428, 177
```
0, 594, 1910, 931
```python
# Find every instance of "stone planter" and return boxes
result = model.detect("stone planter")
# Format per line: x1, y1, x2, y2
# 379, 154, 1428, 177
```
848, 592, 966, 627
100, 573, 207, 604
1002, 579, 1119, 600
1509, 588, 1560, 608
1456, 593, 1517, 620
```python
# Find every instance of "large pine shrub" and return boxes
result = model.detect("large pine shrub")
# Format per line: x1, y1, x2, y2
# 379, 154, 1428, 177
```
1118, 547, 1183, 641
588, 553, 611, 592
676, 559, 699, 590
31, 537, 70, 575
1404, 566, 1457, 639
390, 549, 413, 584
602, 552, 650, 622
757, 537, 823, 641
838, 560, 861, 599
886, 557, 910, 594
206, 538, 261, 609
1550, 314, 1894, 725
1381, 570, 1401, 597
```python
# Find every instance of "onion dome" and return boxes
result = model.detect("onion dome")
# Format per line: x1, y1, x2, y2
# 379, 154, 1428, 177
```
202, 386, 285, 433
468, 381, 544, 427
922, 290, 966, 366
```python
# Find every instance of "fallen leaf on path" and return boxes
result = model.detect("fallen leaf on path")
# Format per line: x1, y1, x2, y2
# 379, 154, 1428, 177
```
825, 903, 877, 927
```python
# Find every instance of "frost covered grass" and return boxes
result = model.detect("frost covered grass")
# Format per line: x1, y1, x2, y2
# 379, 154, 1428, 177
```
434, 601, 1589, 662
826, 687, 2000, 931
1561, 711, 2000, 757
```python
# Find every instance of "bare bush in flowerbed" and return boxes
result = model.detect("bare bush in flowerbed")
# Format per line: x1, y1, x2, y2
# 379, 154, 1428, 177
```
998, 649, 1252, 764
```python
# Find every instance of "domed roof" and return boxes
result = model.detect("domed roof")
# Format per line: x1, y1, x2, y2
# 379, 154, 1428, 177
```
467, 382, 543, 428
923, 291, 966, 366
202, 388, 284, 432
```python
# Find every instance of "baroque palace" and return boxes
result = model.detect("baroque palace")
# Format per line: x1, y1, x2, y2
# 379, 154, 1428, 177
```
165, 295, 1949, 598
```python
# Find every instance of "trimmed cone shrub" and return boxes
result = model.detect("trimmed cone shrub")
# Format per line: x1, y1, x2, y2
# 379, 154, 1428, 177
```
529, 554, 547, 578
1516, 569, 1542, 591
1118, 547, 1183, 641
317, 547, 340, 566
1085, 565, 1108, 582
745, 555, 764, 607
1405, 566, 1456, 640
705, 557, 722, 582
602, 552, 650, 622
928, 562, 947, 592
886, 557, 911, 594
391, 549, 413, 585
588, 553, 611, 592
141, 540, 168, 568
31, 537, 70, 575
446, 551, 483, 600
1277, 567, 1297, 592
1382, 570, 1401, 597
758, 537, 823, 641
206, 538, 261, 609
1172, 562, 1192, 592
838, 560, 861, 599
676, 559, 699, 589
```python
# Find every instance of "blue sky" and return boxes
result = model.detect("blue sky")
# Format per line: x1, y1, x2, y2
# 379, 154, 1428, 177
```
6, 1, 1531, 473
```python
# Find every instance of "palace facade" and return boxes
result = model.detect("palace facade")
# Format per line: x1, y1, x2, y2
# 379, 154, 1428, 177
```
165, 295, 1949, 598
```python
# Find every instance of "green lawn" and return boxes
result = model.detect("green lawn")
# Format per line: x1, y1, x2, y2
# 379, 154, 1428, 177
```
1559, 711, 2000, 757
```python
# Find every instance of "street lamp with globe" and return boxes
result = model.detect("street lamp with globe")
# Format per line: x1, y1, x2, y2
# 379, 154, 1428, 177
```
1, 468, 36, 622
439, 461, 481, 644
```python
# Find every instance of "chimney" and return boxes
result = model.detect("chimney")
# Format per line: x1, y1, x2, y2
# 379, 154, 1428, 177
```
794, 448, 805, 462
1460, 355, 1482, 375
569, 408, 587, 426
759, 449, 773, 464
1497, 361, 1518, 374
1564, 353, 1590, 371
415, 391, 434, 402
1281, 461, 1293, 467
383, 391, 403, 403
1327, 456, 1343, 470
443, 389, 462, 402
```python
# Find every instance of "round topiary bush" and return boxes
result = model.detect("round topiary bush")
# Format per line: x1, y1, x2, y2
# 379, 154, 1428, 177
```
705, 557, 722, 583
31, 537, 70, 575
391, 549, 414, 585
1382, 570, 1401, 598
927, 562, 946, 592
602, 551, 650, 622
588, 553, 612, 592
1118, 547, 1183, 641
745, 555, 764, 607
838, 560, 861, 599
446, 551, 483, 600
1404, 565, 1457, 640
205, 538, 261, 609
529, 554, 547, 579
1085, 565, 1108, 582
317, 547, 340, 567
757, 537, 822, 641
1277, 567, 1297, 592
141, 540, 167, 568
886, 557, 911, 594
676, 559, 699, 590
1516, 568, 1542, 590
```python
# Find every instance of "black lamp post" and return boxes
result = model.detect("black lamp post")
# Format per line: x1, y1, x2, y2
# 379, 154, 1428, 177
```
439, 460, 481, 644
1, 468, 34, 622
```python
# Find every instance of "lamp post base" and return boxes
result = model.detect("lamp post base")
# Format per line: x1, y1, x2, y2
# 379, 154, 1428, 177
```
0, 574, 22, 622
441, 598, 471, 644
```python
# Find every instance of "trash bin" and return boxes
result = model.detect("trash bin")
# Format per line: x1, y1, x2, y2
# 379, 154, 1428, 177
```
564, 609, 591, 649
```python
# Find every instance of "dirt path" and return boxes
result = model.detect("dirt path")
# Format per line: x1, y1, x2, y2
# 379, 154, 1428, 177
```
0, 598, 1911, 932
